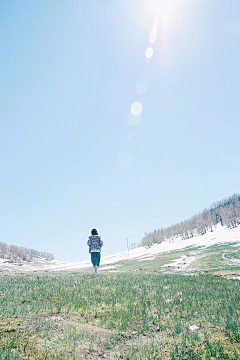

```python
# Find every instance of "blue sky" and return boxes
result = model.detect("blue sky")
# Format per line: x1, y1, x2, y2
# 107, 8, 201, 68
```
1, 0, 240, 262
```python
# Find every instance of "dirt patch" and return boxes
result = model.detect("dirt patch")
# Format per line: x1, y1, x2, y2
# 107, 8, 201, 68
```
66, 319, 112, 335
209, 269, 240, 277
43, 313, 112, 336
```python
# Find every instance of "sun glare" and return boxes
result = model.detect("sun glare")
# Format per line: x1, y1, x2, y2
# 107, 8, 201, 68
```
146, 0, 181, 57
148, 0, 178, 25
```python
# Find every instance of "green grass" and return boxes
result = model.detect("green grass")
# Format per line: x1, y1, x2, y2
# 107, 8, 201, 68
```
1, 241, 240, 359
110, 241, 240, 275
0, 272, 240, 359
107, 254, 180, 273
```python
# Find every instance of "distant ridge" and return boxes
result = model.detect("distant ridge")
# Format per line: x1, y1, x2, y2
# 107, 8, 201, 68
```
142, 193, 240, 247
0, 241, 54, 263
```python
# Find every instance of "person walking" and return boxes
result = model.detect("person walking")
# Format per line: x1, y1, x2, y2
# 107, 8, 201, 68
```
87, 228, 103, 275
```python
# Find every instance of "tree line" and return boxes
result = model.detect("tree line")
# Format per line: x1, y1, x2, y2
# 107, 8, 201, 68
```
129, 241, 142, 250
142, 193, 240, 247
0, 241, 54, 263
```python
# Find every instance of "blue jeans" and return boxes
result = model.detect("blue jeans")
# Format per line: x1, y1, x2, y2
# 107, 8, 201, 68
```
91, 252, 100, 267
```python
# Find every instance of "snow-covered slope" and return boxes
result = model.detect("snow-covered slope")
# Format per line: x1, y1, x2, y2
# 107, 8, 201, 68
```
1, 225, 240, 274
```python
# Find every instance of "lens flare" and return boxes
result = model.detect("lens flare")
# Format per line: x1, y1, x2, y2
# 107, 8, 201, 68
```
149, 18, 158, 44
145, 47, 153, 59
147, 0, 180, 59
131, 101, 143, 116
128, 113, 142, 127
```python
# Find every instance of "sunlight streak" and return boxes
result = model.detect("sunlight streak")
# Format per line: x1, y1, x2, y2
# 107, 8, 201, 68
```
147, 0, 181, 57
149, 18, 158, 44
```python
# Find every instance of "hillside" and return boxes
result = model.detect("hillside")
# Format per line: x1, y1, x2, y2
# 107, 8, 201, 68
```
1, 224, 240, 277
2, 193, 240, 275
142, 193, 240, 247
0, 241, 53, 263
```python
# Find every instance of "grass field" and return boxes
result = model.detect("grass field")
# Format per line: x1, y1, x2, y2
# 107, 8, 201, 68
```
0, 269, 240, 359
1, 241, 240, 359
105, 242, 240, 276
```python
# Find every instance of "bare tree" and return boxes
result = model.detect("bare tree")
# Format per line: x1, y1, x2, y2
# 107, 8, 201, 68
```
0, 241, 54, 262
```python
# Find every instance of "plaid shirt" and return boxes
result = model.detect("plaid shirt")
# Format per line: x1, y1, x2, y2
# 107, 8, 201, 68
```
87, 235, 103, 253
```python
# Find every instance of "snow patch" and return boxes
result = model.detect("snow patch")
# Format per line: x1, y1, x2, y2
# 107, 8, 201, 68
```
189, 325, 199, 331
1, 225, 240, 273
161, 255, 197, 270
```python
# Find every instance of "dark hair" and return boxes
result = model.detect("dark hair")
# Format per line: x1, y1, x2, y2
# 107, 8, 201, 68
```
91, 228, 98, 235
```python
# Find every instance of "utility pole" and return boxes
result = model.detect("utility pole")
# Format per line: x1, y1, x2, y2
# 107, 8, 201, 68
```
126, 238, 129, 260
